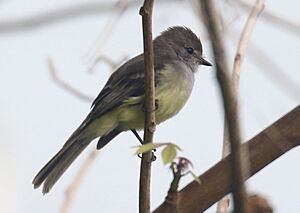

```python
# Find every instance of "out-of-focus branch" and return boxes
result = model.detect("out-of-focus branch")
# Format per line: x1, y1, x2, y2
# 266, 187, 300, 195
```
237, 0, 300, 36
88, 55, 128, 73
0, 1, 123, 34
139, 0, 155, 213
60, 150, 98, 213
0, 0, 182, 34
247, 194, 273, 213
154, 105, 300, 213
246, 40, 300, 101
228, 28, 300, 101
231, 0, 265, 89
200, 0, 247, 212
86, 0, 129, 71
47, 58, 93, 102
217, 0, 265, 212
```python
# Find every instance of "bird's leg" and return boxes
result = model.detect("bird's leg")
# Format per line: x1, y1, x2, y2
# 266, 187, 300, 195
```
131, 129, 143, 144
131, 129, 156, 161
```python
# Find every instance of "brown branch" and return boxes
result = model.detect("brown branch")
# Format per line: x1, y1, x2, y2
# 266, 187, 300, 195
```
47, 58, 93, 102
139, 1, 155, 213
153, 105, 300, 213
200, 0, 247, 212
60, 150, 98, 213
217, 1, 265, 212
246, 194, 273, 213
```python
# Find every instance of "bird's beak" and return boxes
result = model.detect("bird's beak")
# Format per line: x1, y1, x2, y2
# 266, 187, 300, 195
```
200, 58, 212, 66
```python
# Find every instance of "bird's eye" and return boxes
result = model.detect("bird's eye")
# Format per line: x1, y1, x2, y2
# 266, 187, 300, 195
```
186, 47, 194, 54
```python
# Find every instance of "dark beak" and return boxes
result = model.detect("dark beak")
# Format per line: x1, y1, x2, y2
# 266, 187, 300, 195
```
201, 58, 212, 66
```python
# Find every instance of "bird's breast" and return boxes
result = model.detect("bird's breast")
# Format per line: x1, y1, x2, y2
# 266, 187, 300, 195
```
117, 63, 195, 131
155, 63, 195, 124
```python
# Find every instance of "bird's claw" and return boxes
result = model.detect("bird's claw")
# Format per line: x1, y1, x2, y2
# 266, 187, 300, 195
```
138, 150, 156, 162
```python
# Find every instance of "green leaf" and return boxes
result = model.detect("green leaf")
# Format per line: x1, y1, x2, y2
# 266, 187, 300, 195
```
161, 144, 177, 165
189, 171, 201, 184
134, 143, 166, 155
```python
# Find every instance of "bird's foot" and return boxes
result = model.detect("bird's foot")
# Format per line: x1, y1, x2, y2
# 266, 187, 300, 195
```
138, 149, 157, 162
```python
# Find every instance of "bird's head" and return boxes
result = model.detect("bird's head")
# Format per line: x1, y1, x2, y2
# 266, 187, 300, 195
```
154, 26, 212, 72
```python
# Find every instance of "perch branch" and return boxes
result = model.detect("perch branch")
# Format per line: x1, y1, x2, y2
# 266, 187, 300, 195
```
139, 0, 155, 213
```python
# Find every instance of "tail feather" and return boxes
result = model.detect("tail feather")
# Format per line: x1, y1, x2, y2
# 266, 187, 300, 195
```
32, 139, 90, 194
33, 125, 121, 193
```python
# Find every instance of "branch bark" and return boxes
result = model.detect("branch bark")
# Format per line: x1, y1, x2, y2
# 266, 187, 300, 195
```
200, 0, 247, 212
139, 1, 155, 213
217, 0, 265, 211
153, 105, 300, 213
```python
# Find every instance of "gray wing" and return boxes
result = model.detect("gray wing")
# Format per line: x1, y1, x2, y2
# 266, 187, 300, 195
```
88, 54, 146, 123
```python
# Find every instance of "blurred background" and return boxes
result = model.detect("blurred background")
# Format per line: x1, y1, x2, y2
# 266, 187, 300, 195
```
0, 0, 299, 212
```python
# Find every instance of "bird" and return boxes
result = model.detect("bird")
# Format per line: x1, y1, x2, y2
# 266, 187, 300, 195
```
32, 26, 212, 194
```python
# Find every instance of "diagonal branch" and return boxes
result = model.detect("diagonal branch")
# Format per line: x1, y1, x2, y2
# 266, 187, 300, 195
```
200, 0, 247, 212
153, 105, 300, 213
139, 1, 155, 213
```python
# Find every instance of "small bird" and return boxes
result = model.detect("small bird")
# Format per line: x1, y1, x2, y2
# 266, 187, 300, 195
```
32, 26, 212, 193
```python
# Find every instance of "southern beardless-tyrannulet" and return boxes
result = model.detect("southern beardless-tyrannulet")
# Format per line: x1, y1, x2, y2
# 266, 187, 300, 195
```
33, 26, 212, 193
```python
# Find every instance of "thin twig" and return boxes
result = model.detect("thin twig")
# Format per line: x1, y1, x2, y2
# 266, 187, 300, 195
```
217, 0, 265, 212
60, 150, 98, 213
47, 58, 93, 102
138, 1, 155, 213
154, 105, 300, 212
200, 0, 247, 212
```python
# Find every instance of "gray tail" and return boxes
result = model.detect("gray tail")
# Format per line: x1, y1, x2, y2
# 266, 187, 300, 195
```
32, 138, 91, 194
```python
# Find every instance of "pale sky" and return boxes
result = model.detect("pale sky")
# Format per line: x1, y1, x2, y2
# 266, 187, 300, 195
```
0, 0, 299, 212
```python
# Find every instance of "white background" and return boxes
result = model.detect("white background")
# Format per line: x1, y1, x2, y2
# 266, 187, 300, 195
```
0, 0, 299, 212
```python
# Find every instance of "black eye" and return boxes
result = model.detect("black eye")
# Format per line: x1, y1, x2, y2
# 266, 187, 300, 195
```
186, 47, 194, 54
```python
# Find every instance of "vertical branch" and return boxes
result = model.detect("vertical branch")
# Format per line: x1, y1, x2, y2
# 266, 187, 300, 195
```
200, 0, 247, 212
139, 1, 155, 213
217, 0, 265, 212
